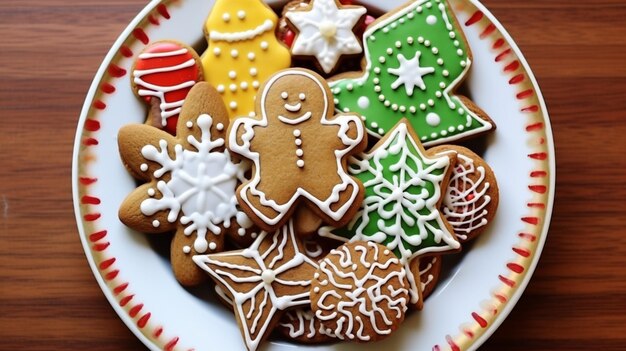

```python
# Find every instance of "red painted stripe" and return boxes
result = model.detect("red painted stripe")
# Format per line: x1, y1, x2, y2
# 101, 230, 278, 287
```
494, 293, 507, 303
492, 38, 505, 49
472, 312, 488, 328
105, 270, 120, 280
499, 275, 516, 287
114, 283, 129, 295
85, 119, 101, 132
80, 177, 98, 185
84, 213, 101, 221
154, 327, 164, 338
480, 23, 496, 39
148, 15, 160, 25
432, 346, 441, 351
93, 100, 106, 110
165, 337, 180, 351
507, 263, 524, 274
464, 11, 483, 26
504, 61, 520, 72
120, 295, 134, 307
129, 304, 144, 318
517, 89, 534, 99
522, 216, 540, 225
446, 335, 460, 351
529, 152, 547, 160
89, 230, 107, 242
495, 49, 512, 62
138, 313, 151, 328
93, 242, 110, 251
81, 195, 101, 205
99, 258, 116, 270
538, 137, 546, 145
526, 123, 544, 132
522, 105, 540, 113
509, 74, 525, 84
464, 329, 474, 338
531, 171, 547, 177
157, 4, 171, 19
120, 45, 134, 58
513, 247, 531, 258
108, 64, 127, 78
529, 185, 547, 194
101, 83, 116, 94
528, 202, 546, 209
133, 28, 150, 44
83, 138, 99, 146
519, 233, 537, 242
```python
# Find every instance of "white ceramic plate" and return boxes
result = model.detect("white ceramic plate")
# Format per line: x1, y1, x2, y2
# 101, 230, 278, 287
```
73, 0, 555, 350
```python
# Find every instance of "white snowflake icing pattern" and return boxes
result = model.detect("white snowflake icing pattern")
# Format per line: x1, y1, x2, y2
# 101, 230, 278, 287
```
140, 114, 249, 253
388, 52, 435, 96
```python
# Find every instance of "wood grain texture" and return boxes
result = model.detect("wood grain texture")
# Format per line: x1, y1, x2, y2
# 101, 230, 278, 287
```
0, 0, 625, 350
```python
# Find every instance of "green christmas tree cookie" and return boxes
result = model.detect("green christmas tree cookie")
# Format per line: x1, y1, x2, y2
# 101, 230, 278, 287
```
330, 0, 494, 145
319, 119, 461, 262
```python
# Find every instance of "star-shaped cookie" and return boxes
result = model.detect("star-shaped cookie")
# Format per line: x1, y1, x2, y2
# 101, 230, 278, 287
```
319, 119, 460, 304
286, 0, 366, 74
194, 220, 318, 351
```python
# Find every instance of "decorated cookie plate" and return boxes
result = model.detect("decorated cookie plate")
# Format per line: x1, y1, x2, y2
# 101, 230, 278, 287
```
72, 0, 554, 350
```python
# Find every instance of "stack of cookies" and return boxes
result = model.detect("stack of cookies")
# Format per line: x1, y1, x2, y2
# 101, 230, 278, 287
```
117, 0, 499, 349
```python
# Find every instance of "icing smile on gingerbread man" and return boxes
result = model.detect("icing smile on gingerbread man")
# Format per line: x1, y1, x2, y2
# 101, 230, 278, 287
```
277, 91, 313, 125
228, 68, 368, 231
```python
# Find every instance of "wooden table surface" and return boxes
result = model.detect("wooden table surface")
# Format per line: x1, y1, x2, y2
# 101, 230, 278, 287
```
1, 0, 625, 350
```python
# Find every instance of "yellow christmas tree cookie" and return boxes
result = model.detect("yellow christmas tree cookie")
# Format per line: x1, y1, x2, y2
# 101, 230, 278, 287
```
202, 0, 292, 120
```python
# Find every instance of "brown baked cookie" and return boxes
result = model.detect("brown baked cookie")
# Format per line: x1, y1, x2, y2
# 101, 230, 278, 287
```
285, 0, 367, 75
277, 308, 337, 344
310, 241, 410, 342
131, 40, 203, 135
118, 82, 249, 286
193, 220, 318, 351
408, 255, 443, 304
227, 68, 368, 232
429, 145, 499, 243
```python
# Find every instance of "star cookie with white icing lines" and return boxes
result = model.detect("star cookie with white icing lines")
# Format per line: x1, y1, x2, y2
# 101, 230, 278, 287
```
193, 219, 318, 351
286, 0, 367, 74
118, 83, 253, 286
319, 119, 461, 304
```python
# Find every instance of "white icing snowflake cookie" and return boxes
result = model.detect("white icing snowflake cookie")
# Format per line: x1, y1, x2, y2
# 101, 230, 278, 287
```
286, 0, 367, 74
118, 83, 253, 286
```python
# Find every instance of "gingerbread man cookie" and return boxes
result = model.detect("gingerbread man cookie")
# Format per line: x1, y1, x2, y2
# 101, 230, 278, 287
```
118, 83, 250, 286
201, 0, 291, 120
228, 68, 368, 232
131, 41, 203, 135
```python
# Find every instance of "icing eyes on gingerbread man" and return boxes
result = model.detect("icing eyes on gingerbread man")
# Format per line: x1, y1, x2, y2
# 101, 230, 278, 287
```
228, 68, 368, 232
